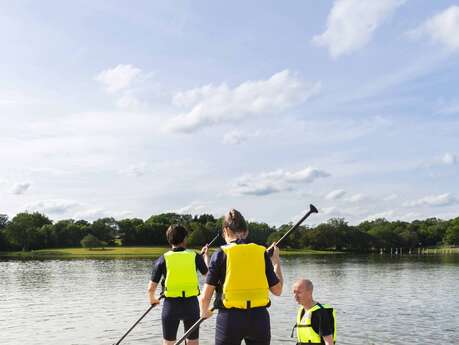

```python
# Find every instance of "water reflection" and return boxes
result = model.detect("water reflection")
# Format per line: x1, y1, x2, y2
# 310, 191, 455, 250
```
0, 255, 458, 345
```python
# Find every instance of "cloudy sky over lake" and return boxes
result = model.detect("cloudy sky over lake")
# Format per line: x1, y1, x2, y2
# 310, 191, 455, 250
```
1, 0, 458, 225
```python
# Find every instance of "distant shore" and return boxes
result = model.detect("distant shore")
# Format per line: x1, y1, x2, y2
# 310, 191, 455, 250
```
0, 246, 337, 259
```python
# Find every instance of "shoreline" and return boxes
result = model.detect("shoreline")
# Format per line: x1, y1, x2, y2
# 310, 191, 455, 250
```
0, 246, 338, 259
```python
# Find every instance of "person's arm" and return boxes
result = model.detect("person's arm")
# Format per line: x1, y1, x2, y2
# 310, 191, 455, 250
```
199, 284, 215, 318
147, 280, 160, 305
148, 257, 164, 305
319, 309, 334, 345
322, 335, 334, 345
200, 245, 209, 270
268, 245, 283, 296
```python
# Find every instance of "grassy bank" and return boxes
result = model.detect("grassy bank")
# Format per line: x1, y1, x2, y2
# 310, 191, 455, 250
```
0, 246, 336, 259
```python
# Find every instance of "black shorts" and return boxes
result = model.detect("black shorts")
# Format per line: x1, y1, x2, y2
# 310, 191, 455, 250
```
161, 297, 200, 341
215, 308, 271, 345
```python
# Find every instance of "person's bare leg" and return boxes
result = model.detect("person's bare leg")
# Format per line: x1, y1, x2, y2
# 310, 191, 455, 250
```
163, 340, 175, 345
186, 338, 199, 345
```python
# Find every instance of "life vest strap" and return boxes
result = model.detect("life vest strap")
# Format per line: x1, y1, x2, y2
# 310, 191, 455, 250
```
291, 324, 312, 338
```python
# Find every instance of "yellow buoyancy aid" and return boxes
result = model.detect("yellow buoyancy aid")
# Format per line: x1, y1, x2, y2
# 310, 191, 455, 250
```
221, 242, 269, 309
164, 250, 199, 298
294, 303, 336, 344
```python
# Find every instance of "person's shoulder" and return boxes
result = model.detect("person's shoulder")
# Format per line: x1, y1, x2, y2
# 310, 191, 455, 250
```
210, 247, 225, 261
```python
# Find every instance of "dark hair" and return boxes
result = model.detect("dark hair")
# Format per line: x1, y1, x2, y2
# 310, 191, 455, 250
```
166, 224, 188, 245
223, 209, 247, 233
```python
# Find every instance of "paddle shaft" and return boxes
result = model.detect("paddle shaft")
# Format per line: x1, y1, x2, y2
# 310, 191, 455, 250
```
207, 233, 219, 247
113, 297, 163, 345
268, 204, 318, 255
174, 308, 216, 345
275, 211, 315, 246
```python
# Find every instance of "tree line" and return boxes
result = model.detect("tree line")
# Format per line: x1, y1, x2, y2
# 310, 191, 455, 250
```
0, 212, 458, 252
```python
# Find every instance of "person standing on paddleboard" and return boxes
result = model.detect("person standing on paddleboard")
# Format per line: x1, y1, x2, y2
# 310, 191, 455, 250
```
148, 224, 209, 345
199, 209, 284, 345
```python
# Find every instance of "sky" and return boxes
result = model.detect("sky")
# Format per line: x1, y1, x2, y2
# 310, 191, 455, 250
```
1, 0, 459, 226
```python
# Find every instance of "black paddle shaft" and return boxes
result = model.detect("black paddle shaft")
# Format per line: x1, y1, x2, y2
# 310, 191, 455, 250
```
268, 204, 318, 256
174, 308, 216, 345
113, 296, 163, 345
207, 233, 219, 247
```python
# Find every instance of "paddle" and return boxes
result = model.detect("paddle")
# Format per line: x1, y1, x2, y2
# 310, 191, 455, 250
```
174, 308, 216, 345
206, 233, 219, 247
267, 204, 318, 256
113, 295, 164, 345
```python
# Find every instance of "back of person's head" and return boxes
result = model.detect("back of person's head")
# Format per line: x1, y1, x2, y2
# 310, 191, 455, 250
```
223, 209, 247, 234
166, 224, 188, 246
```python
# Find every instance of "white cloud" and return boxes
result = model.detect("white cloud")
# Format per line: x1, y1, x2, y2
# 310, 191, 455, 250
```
409, 6, 459, 51
11, 182, 31, 195
442, 152, 457, 165
116, 92, 141, 109
363, 209, 395, 221
233, 166, 330, 196
119, 163, 148, 177
222, 130, 248, 145
383, 193, 398, 201
165, 70, 321, 133
325, 189, 346, 200
173, 201, 215, 215
403, 193, 458, 207
437, 102, 459, 115
313, 0, 405, 58
25, 200, 80, 215
347, 193, 367, 203
95, 64, 142, 93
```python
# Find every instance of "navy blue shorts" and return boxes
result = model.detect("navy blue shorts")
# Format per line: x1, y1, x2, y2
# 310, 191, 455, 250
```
215, 308, 271, 345
161, 297, 200, 341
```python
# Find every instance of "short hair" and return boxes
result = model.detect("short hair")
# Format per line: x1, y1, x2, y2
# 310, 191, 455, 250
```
166, 224, 188, 245
223, 209, 247, 233
300, 279, 313, 291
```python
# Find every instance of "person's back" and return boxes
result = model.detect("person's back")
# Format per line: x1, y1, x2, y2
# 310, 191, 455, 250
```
199, 209, 284, 345
147, 224, 208, 345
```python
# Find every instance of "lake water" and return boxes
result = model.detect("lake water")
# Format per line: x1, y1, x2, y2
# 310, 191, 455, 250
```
1, 254, 458, 345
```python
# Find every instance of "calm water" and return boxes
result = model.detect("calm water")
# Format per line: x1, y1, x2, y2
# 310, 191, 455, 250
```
1, 254, 458, 345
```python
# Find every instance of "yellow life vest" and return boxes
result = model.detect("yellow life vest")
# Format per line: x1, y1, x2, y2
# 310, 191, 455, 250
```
294, 303, 336, 344
221, 242, 269, 309
164, 250, 199, 298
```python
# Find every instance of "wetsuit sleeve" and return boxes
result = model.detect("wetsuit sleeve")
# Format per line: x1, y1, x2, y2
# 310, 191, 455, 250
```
205, 249, 224, 286
195, 252, 209, 275
150, 255, 165, 283
264, 251, 280, 287
317, 309, 334, 337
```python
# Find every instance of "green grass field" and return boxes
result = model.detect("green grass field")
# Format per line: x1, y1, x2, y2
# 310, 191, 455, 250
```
0, 246, 336, 259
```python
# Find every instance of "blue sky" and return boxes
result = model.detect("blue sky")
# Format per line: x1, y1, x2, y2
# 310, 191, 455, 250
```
1, 0, 458, 225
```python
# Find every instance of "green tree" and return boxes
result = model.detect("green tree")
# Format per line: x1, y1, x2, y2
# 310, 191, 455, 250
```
5, 212, 52, 251
81, 234, 106, 249
187, 223, 208, 246
0, 214, 9, 251
0, 214, 8, 229
444, 218, 459, 245
146, 213, 192, 226
247, 222, 275, 246
118, 218, 144, 246
90, 218, 117, 245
